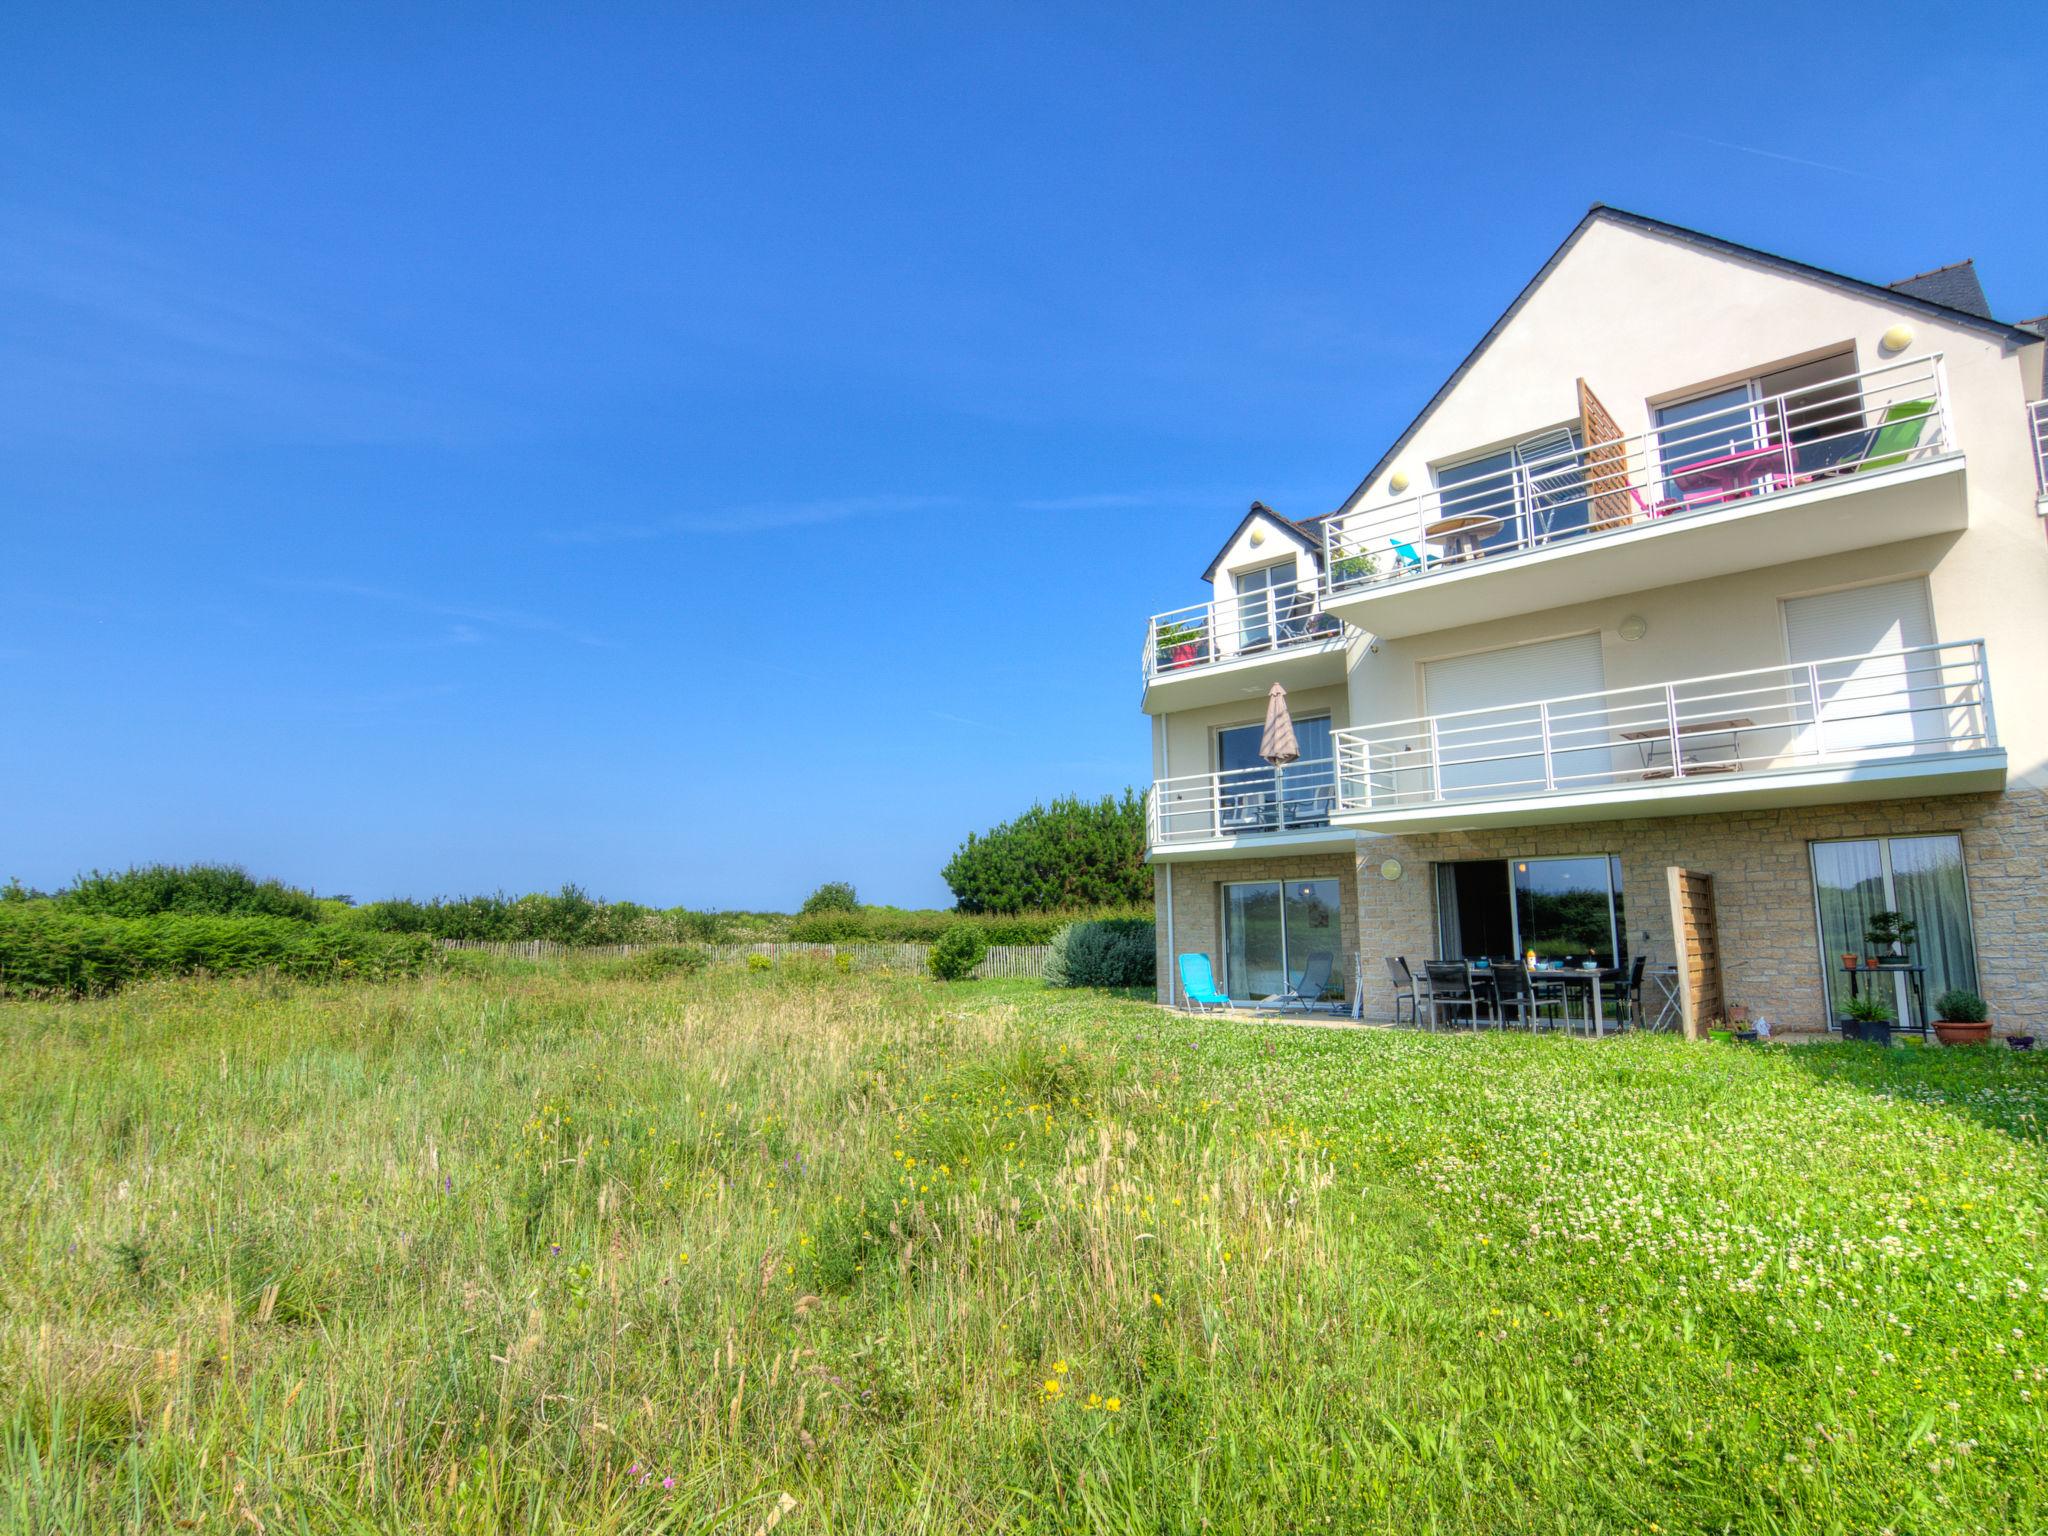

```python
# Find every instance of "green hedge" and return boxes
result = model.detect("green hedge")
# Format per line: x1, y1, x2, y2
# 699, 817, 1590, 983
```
0, 907, 439, 997
57, 863, 327, 923
786, 905, 1151, 946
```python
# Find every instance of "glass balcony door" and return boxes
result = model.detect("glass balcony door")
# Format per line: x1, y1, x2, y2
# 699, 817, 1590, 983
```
1222, 878, 1341, 1000
1215, 717, 1333, 833
1812, 834, 1976, 1029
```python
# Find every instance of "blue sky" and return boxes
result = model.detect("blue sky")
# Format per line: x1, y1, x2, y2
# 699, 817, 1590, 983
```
3, 4, 2040, 909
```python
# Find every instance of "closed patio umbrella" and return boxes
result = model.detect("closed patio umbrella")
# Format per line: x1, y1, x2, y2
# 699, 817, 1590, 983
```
1259, 682, 1299, 765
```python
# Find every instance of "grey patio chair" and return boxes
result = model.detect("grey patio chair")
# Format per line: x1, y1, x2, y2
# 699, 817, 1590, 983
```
1275, 951, 1335, 1011
1422, 961, 1479, 1031
1488, 963, 1543, 1032
1384, 956, 1420, 1025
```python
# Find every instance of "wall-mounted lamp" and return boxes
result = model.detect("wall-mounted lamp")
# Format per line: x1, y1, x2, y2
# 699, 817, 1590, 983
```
1249, 527, 1266, 547
1618, 614, 1649, 642
1389, 471, 1410, 494
1880, 323, 1914, 355
1379, 859, 1403, 881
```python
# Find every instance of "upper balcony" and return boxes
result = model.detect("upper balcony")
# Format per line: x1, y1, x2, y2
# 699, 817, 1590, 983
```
1319, 355, 1964, 639
1329, 639, 2004, 833
1140, 590, 1350, 713
1147, 755, 1357, 861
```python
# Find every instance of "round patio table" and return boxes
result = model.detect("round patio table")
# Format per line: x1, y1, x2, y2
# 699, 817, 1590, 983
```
1423, 513, 1501, 560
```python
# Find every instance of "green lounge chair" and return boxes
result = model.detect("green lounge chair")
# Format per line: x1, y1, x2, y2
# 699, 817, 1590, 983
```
1855, 399, 1933, 473
1177, 953, 1235, 1014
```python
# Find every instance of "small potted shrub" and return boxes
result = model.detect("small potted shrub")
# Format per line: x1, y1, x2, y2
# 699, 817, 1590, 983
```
1154, 621, 1207, 671
1839, 992, 1893, 1045
1330, 550, 1379, 587
1931, 988, 1991, 1047
1864, 911, 1918, 967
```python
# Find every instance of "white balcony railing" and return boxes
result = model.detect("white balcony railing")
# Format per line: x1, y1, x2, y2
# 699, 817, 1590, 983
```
1332, 641, 1994, 817
1150, 756, 1341, 846
1143, 589, 1343, 683
2029, 398, 2048, 497
1321, 355, 1953, 596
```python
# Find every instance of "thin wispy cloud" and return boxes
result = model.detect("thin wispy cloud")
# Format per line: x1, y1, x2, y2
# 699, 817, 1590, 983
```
1668, 131, 1876, 181
548, 493, 958, 544
267, 579, 615, 649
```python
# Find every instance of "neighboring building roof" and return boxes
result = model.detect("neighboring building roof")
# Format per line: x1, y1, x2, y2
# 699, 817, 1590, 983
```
1332, 204, 2041, 519
1889, 259, 1993, 319
1200, 501, 1322, 584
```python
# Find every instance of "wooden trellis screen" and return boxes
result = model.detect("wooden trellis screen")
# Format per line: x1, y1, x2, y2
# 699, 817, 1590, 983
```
1665, 868, 1724, 1040
1577, 378, 1635, 530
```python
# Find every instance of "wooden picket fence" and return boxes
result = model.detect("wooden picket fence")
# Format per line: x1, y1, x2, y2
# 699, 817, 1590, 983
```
438, 938, 1052, 980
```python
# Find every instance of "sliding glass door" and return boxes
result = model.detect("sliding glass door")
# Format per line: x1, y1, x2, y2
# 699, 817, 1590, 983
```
1222, 878, 1340, 999
1436, 855, 1624, 968
1812, 835, 1976, 1028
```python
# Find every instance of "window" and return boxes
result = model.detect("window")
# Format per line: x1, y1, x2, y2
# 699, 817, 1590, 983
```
1653, 352, 1860, 500
1812, 834, 1975, 1030
1421, 633, 1606, 798
1433, 427, 1587, 552
1231, 560, 1300, 650
1782, 580, 1941, 756
1214, 715, 1334, 832
1436, 855, 1625, 968
1222, 877, 1341, 999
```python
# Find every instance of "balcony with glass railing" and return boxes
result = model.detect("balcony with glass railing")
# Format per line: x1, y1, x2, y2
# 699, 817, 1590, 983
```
1320, 355, 1964, 639
1330, 640, 2002, 831
1147, 755, 1356, 858
1141, 587, 1349, 712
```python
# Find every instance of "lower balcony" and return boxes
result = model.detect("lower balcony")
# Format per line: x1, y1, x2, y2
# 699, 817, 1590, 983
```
1147, 756, 1359, 862
1330, 641, 2005, 832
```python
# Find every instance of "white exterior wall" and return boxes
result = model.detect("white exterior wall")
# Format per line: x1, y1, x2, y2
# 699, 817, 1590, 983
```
1331, 220, 2048, 785
1153, 682, 1349, 783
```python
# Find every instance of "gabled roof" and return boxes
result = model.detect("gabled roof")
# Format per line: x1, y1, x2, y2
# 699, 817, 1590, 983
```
1889, 260, 1992, 319
1200, 501, 1320, 584
1334, 204, 2041, 517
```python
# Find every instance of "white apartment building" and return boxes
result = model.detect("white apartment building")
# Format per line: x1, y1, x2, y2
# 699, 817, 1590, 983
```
1145, 206, 2048, 1036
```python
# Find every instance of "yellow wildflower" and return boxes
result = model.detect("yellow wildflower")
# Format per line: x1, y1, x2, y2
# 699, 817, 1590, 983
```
1105, 1397, 1121, 1413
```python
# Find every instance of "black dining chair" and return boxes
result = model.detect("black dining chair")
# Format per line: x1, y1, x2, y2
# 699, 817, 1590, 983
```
1384, 956, 1420, 1026
1606, 955, 1647, 1029
1489, 962, 1541, 1031
1422, 962, 1479, 1031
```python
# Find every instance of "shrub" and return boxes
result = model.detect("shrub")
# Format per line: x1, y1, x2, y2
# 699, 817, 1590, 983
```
1051, 918, 1156, 989
800, 881, 860, 915
1843, 992, 1893, 1024
1041, 923, 1075, 988
928, 925, 988, 982
941, 791, 1150, 913
746, 953, 773, 973
0, 907, 436, 996
1935, 988, 1988, 1023
620, 945, 709, 980
59, 864, 325, 924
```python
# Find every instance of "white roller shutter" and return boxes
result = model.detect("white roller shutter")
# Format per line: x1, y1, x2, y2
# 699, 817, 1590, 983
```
1424, 633, 1606, 796
1783, 580, 1937, 755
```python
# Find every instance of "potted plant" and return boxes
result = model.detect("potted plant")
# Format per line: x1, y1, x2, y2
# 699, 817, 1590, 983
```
1330, 550, 1379, 587
1932, 988, 1992, 1047
1864, 911, 1918, 967
1154, 621, 1206, 671
1839, 992, 1894, 1045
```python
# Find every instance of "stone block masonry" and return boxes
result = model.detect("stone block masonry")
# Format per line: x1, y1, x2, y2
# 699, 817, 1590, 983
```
1153, 850, 1362, 1006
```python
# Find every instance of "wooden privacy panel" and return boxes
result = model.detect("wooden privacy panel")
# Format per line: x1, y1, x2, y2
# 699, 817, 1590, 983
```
1577, 378, 1635, 530
1666, 867, 1724, 1039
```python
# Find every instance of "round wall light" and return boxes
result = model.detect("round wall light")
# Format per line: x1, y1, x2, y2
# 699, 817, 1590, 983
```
1389, 471, 1410, 494
1249, 527, 1266, 547
1379, 859, 1403, 881
1881, 323, 1914, 354
1618, 613, 1649, 642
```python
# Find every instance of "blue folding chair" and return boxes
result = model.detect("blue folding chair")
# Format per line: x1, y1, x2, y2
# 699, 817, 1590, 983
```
1177, 953, 1235, 1014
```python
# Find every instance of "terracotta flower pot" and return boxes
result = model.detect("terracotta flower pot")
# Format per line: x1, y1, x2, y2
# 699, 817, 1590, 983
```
1933, 1020, 1992, 1047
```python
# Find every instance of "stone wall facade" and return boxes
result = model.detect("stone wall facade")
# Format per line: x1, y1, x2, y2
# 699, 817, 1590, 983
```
1154, 850, 1362, 1007
1155, 787, 2048, 1036
1353, 787, 2048, 1035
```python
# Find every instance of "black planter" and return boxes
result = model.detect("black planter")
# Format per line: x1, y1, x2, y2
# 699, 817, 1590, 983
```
1838, 1018, 1892, 1045
2010, 1035, 2036, 1051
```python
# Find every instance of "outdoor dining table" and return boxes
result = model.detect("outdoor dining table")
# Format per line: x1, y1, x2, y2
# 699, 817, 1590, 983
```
1530, 965, 1619, 1036
1422, 512, 1501, 560
1618, 717, 1755, 777
1667, 441, 1794, 507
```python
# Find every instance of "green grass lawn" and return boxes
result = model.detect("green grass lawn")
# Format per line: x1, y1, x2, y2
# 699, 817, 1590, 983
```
3, 965, 2044, 1533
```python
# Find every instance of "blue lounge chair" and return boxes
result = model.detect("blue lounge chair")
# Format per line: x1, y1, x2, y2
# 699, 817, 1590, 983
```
1177, 953, 1235, 1014
1390, 536, 1433, 570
